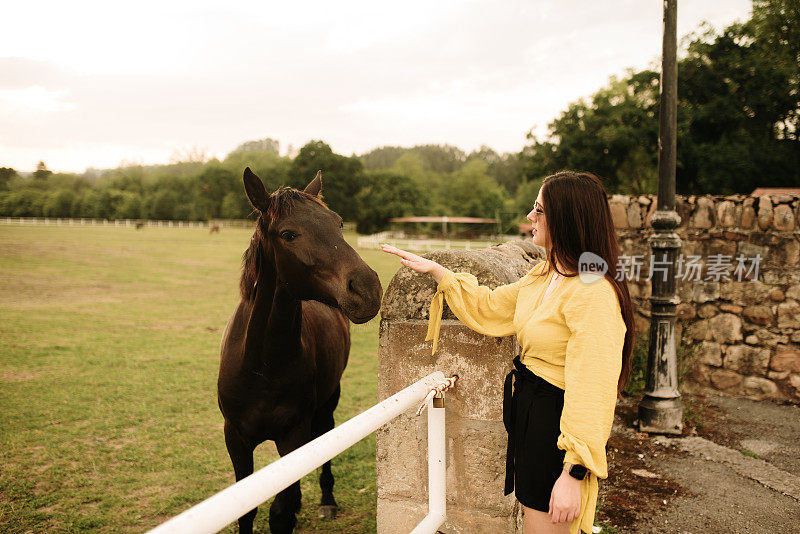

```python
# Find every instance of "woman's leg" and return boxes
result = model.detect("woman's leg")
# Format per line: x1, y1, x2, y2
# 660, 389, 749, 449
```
523, 505, 572, 534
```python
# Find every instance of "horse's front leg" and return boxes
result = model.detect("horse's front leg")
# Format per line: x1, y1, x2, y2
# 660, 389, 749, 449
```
270, 420, 312, 534
224, 420, 257, 534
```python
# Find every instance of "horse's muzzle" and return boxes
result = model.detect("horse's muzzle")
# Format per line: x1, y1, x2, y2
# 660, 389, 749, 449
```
341, 267, 382, 323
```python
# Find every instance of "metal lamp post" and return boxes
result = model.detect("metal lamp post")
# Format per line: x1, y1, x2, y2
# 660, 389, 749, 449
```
638, 0, 684, 434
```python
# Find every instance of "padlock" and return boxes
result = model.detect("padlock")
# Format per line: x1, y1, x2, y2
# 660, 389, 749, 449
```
433, 396, 445, 408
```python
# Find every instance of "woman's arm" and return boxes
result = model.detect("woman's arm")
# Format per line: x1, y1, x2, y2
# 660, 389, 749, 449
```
557, 279, 626, 477
381, 244, 521, 333
549, 279, 626, 528
381, 244, 523, 353
380, 244, 446, 282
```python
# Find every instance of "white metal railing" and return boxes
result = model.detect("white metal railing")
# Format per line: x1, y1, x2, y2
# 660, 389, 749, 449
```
147, 371, 457, 534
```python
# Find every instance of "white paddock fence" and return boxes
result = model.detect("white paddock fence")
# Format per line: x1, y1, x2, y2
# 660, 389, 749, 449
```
0, 217, 257, 228
0, 217, 356, 231
147, 371, 458, 534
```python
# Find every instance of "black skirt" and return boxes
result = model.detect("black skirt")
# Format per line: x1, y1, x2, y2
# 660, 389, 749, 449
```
503, 355, 566, 512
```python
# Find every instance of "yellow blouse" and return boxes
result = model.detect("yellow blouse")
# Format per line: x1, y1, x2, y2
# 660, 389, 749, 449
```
426, 260, 627, 534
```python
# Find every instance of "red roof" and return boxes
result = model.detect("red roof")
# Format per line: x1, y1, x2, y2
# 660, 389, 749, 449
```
390, 216, 497, 224
751, 188, 800, 196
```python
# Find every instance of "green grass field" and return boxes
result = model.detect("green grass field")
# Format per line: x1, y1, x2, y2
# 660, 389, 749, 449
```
0, 224, 400, 533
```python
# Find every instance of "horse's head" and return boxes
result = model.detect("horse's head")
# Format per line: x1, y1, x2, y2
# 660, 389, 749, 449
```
242, 167, 381, 324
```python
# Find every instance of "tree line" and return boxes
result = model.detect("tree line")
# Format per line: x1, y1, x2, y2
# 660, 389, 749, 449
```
1, 0, 797, 233
0, 140, 524, 234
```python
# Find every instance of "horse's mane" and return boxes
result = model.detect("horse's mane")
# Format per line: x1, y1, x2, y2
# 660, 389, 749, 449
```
240, 187, 328, 300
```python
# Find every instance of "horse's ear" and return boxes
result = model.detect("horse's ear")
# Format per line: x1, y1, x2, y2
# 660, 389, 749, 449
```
304, 170, 323, 197
243, 167, 269, 211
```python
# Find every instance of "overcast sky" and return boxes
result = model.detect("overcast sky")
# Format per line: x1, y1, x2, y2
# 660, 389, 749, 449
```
2, 0, 752, 173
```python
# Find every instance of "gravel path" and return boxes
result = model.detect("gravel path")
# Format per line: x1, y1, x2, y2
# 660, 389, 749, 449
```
598, 394, 800, 533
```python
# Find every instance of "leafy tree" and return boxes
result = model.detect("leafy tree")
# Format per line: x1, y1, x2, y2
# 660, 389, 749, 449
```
361, 144, 469, 174
289, 141, 364, 221
362, 145, 526, 209
750, 0, 799, 111
115, 192, 144, 219
354, 171, 424, 234
390, 152, 427, 179
2, 190, 46, 216
514, 177, 544, 217
148, 173, 194, 200
144, 190, 180, 220
408, 144, 466, 173
233, 138, 281, 155
467, 146, 501, 165
678, 11, 800, 193
477, 149, 527, 195
222, 149, 291, 192
76, 190, 104, 218
169, 147, 209, 165
104, 165, 146, 194
33, 161, 52, 182
43, 190, 77, 218
522, 71, 660, 193
221, 191, 253, 219
0, 167, 16, 190
46, 172, 92, 193
194, 165, 237, 219
444, 159, 507, 219
360, 146, 406, 170
521, 0, 800, 194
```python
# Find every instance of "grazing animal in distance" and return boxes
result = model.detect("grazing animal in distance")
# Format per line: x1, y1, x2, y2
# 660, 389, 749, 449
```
209, 222, 220, 234
217, 168, 382, 534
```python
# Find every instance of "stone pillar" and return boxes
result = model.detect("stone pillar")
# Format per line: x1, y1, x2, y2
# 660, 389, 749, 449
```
377, 242, 541, 534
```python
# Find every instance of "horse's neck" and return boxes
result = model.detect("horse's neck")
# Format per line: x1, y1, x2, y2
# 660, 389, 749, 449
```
242, 250, 303, 370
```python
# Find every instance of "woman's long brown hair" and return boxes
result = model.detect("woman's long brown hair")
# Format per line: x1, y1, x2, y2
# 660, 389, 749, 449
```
537, 170, 635, 395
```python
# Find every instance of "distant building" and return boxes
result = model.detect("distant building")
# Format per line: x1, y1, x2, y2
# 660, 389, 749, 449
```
389, 216, 497, 237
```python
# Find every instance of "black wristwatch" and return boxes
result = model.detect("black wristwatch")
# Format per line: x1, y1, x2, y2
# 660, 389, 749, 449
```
563, 462, 588, 480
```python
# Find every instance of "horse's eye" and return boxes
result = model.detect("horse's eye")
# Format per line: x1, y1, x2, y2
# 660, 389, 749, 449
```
280, 230, 297, 242
339, 220, 343, 229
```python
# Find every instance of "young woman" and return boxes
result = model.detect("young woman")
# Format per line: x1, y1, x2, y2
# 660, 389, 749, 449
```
381, 170, 635, 534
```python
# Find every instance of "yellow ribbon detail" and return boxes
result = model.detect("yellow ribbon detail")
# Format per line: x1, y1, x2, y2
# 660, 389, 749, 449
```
573, 475, 599, 534
425, 287, 445, 355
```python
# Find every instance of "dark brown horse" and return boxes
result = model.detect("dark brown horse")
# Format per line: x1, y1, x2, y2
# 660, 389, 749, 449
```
217, 168, 382, 534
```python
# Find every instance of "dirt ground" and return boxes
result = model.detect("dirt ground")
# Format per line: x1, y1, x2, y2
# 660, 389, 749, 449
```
596, 394, 800, 533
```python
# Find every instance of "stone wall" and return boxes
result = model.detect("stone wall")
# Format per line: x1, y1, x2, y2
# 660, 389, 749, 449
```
608, 192, 800, 401
376, 242, 541, 533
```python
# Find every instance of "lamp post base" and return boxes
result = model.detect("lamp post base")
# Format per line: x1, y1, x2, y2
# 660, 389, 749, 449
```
638, 395, 683, 435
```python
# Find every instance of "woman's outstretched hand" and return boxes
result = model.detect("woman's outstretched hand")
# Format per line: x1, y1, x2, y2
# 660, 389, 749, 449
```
380, 244, 447, 283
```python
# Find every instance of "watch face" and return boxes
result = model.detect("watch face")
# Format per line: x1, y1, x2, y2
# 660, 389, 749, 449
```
570, 464, 588, 480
